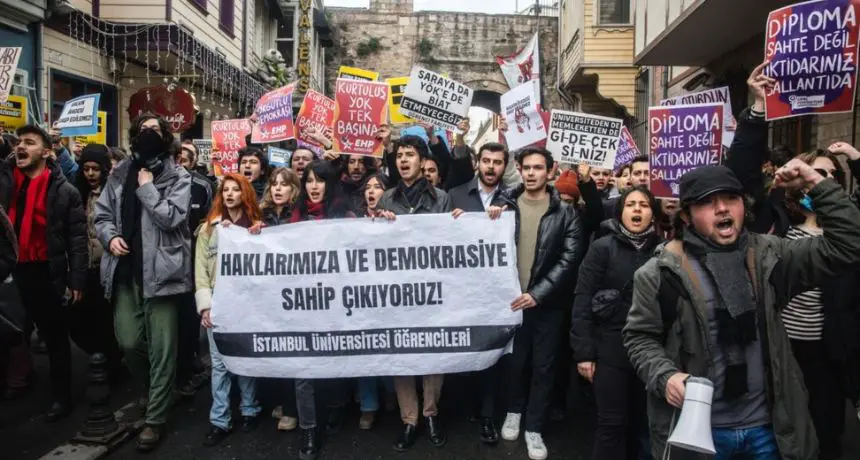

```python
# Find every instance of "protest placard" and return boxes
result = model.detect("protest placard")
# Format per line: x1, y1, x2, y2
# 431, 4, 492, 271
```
614, 126, 641, 172
387, 76, 416, 124
56, 94, 100, 137
251, 83, 296, 143
0, 95, 27, 130
296, 89, 335, 147
73, 111, 107, 147
501, 80, 546, 151
210, 213, 521, 378
764, 0, 860, 120
399, 67, 473, 132
648, 103, 723, 198
193, 139, 213, 168
337, 66, 379, 82
333, 78, 388, 157
0, 47, 22, 105
268, 146, 293, 168
545, 110, 623, 169
211, 119, 252, 176
661, 86, 735, 151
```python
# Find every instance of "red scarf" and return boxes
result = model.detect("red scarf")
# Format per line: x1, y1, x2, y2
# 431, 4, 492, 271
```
8, 168, 50, 262
290, 200, 326, 223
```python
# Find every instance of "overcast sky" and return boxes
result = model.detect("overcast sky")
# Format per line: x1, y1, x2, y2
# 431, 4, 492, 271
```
325, 0, 522, 14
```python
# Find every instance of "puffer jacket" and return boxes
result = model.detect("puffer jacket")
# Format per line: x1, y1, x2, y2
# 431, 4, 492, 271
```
378, 179, 452, 215
623, 179, 860, 460
0, 158, 87, 296
497, 184, 582, 310
571, 220, 661, 368
95, 158, 192, 300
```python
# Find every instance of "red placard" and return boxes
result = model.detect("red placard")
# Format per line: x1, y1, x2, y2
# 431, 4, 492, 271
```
333, 78, 389, 158
296, 89, 336, 147
251, 83, 296, 143
211, 118, 252, 176
127, 85, 197, 133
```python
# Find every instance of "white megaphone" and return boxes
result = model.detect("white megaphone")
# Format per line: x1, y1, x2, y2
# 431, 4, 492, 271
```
667, 376, 716, 455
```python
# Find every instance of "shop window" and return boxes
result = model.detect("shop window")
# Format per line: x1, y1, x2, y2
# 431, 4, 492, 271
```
598, 0, 631, 25
276, 12, 296, 67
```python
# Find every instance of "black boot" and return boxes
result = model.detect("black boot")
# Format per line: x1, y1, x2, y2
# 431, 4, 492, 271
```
393, 423, 417, 452
479, 417, 499, 444
426, 415, 447, 447
202, 425, 230, 447
299, 427, 320, 460
325, 406, 344, 435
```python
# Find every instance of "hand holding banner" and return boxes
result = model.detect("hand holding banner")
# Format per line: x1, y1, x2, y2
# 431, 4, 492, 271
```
251, 83, 296, 143
333, 79, 389, 157
648, 103, 723, 198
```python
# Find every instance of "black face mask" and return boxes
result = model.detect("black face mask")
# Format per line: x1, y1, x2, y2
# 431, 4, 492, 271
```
132, 128, 165, 175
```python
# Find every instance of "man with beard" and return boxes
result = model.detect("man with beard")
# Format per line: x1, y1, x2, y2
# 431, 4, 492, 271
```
238, 147, 270, 201
0, 125, 86, 421
493, 147, 582, 460
448, 141, 509, 444
95, 114, 192, 451
338, 155, 376, 213
377, 134, 452, 452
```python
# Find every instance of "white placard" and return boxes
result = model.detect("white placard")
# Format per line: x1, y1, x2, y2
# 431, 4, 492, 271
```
55, 94, 100, 136
546, 110, 624, 168
0, 47, 22, 105
501, 79, 546, 151
211, 213, 522, 379
399, 67, 474, 131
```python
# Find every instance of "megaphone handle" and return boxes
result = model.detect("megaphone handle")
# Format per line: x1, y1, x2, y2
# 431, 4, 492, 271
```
662, 409, 680, 460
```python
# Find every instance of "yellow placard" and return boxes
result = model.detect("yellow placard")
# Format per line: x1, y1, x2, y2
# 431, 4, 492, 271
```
337, 66, 379, 82
74, 111, 107, 146
0, 95, 27, 131
386, 77, 416, 124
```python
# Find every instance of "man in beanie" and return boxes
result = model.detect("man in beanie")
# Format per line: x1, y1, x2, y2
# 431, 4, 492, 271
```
238, 146, 269, 200
553, 169, 580, 205
623, 162, 860, 459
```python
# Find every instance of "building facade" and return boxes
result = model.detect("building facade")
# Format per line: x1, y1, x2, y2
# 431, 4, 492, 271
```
633, 0, 856, 155
0, 0, 48, 130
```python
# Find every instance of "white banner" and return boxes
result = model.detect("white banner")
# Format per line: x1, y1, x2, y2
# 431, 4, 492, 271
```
399, 67, 474, 132
546, 110, 624, 168
501, 79, 546, 151
660, 86, 735, 152
210, 213, 522, 379
496, 32, 540, 89
0, 47, 22, 105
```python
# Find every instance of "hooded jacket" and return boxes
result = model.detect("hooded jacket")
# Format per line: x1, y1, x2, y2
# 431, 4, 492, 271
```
497, 184, 582, 310
0, 158, 87, 296
571, 220, 660, 368
95, 157, 192, 300
622, 179, 860, 460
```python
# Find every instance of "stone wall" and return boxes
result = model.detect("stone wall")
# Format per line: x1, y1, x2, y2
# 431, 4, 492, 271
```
324, 2, 560, 114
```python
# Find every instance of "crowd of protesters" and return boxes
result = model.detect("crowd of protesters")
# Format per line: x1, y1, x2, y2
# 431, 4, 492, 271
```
1, 62, 860, 460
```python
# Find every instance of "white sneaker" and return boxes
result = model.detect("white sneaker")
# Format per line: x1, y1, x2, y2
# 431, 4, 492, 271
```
525, 431, 548, 460
501, 412, 521, 441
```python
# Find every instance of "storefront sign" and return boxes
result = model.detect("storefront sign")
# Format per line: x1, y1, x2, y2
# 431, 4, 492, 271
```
0, 95, 27, 130
296, 89, 336, 146
56, 94, 100, 136
251, 83, 296, 144
338, 66, 379, 82
127, 85, 197, 132
648, 103, 723, 198
546, 110, 623, 169
387, 77, 415, 124
0, 47, 22, 105
764, 0, 860, 120
333, 79, 388, 157
297, 0, 313, 93
211, 119, 252, 176
399, 67, 473, 132
74, 111, 107, 147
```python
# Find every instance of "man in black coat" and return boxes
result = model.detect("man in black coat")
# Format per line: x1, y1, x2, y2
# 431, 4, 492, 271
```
491, 147, 582, 459
0, 204, 14, 282
0, 125, 87, 421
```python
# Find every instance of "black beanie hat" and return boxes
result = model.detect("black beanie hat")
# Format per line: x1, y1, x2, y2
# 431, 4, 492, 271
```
79, 144, 112, 172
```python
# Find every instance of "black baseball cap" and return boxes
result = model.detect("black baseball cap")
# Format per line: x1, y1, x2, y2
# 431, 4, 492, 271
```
679, 165, 744, 204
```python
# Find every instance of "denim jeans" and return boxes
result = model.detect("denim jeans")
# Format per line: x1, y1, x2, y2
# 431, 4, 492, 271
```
357, 377, 394, 412
712, 424, 779, 460
208, 329, 260, 430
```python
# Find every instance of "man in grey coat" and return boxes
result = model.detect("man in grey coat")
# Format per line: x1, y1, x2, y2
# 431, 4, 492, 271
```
623, 162, 860, 460
95, 114, 191, 452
